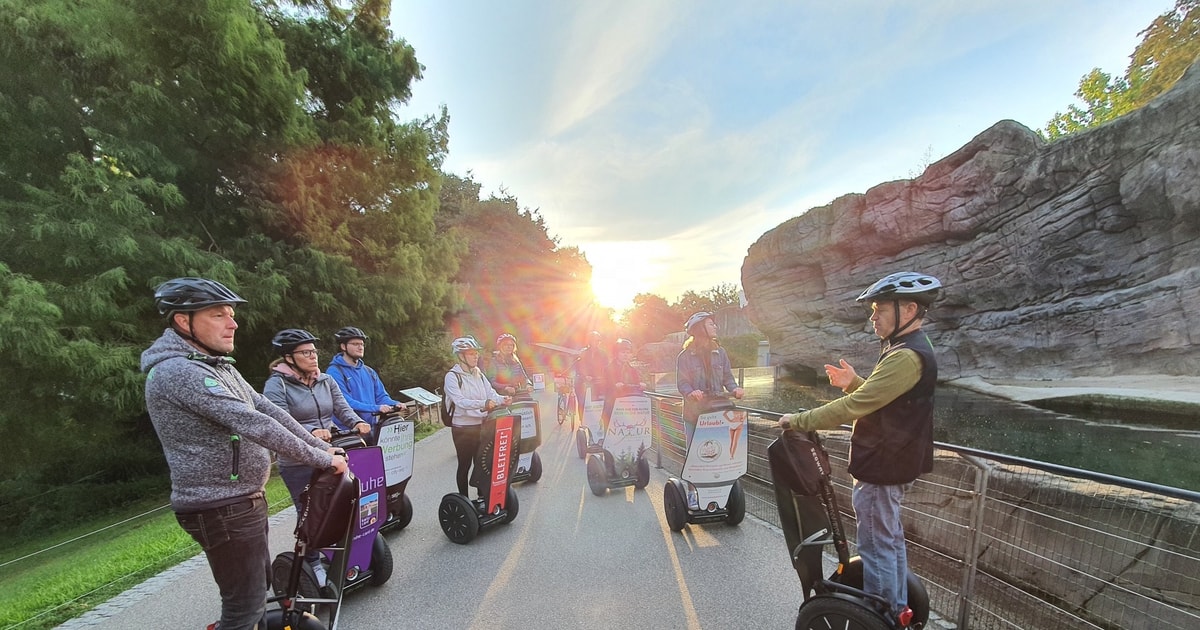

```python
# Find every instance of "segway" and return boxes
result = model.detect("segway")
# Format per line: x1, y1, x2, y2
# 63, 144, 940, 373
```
373, 407, 417, 531
585, 390, 652, 496
662, 396, 747, 530
507, 399, 544, 483
437, 407, 523, 544
272, 430, 393, 611
575, 384, 604, 459
266, 465, 359, 630
768, 428, 930, 630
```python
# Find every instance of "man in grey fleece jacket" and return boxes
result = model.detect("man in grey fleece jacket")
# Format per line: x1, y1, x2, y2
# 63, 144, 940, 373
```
143, 277, 347, 630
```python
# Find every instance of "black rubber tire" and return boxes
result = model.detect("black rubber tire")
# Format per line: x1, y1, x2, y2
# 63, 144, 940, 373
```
270, 551, 321, 613
795, 596, 890, 630
264, 608, 325, 630
586, 454, 608, 496
634, 457, 650, 490
387, 491, 413, 531
503, 486, 520, 523
438, 493, 480, 544
725, 479, 746, 526
527, 451, 543, 483
836, 560, 930, 628
663, 482, 687, 532
368, 535, 393, 586
557, 396, 567, 425
575, 427, 588, 459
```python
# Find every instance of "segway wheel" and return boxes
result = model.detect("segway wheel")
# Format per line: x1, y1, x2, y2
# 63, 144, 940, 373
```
634, 457, 650, 489
438, 493, 480, 544
663, 482, 687, 532
367, 534, 394, 586
527, 451, 543, 483
586, 454, 608, 496
503, 486, 520, 523
264, 608, 325, 630
795, 596, 890, 630
837, 561, 930, 628
575, 427, 588, 459
270, 552, 322, 614
725, 479, 746, 526
387, 491, 414, 531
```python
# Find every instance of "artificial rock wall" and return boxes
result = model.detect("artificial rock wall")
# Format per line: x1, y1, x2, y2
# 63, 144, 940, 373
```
742, 58, 1200, 380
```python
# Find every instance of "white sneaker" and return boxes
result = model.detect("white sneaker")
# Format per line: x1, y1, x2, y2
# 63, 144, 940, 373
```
309, 559, 328, 587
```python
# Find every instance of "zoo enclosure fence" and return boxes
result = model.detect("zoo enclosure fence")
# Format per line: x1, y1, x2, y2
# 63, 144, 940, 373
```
644, 375, 1200, 630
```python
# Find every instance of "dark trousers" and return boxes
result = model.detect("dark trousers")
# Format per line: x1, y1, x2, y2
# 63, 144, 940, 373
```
175, 496, 270, 630
452, 425, 482, 496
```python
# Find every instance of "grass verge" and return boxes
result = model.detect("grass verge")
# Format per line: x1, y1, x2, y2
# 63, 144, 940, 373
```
0, 421, 441, 630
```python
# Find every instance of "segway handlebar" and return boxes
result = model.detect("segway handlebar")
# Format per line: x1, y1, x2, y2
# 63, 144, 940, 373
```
372, 405, 420, 421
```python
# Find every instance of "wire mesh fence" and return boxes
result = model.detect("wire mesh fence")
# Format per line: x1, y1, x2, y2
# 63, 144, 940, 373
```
645, 392, 1200, 630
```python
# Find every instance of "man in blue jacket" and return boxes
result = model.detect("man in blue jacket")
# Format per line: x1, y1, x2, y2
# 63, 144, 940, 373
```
326, 326, 408, 430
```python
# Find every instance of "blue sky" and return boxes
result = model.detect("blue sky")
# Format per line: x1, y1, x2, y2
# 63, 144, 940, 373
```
389, 1, 1168, 311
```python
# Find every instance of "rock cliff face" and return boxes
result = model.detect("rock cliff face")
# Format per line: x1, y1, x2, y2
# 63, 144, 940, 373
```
742, 59, 1200, 381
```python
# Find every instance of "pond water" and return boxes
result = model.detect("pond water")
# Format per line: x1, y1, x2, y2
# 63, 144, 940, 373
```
740, 380, 1200, 493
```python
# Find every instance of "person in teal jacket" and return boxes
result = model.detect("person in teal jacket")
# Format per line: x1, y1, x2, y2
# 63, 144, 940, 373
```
326, 326, 408, 429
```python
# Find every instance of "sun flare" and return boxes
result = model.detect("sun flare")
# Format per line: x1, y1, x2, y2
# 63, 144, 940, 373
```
585, 241, 666, 312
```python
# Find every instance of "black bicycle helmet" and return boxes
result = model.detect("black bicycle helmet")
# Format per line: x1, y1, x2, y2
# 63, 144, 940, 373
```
272, 328, 320, 355
856, 272, 941, 305
154, 277, 246, 316
334, 326, 368, 344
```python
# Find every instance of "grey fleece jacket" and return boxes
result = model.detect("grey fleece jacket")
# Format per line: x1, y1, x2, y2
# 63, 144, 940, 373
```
263, 364, 363, 469
142, 329, 334, 512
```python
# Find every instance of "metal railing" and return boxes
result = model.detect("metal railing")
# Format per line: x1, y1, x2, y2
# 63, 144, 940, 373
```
643, 392, 1200, 630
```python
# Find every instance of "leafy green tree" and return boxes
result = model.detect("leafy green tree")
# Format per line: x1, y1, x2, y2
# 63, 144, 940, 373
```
438, 174, 598, 367
675, 283, 742, 316
621, 293, 680, 346
0, 0, 456, 533
1044, 0, 1200, 139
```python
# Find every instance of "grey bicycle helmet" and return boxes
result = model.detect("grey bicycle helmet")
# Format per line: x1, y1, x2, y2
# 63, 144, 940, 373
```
856, 272, 941, 305
496, 333, 517, 347
451, 336, 483, 355
614, 338, 634, 352
334, 326, 368, 344
684, 312, 714, 335
154, 277, 246, 316
273, 328, 320, 355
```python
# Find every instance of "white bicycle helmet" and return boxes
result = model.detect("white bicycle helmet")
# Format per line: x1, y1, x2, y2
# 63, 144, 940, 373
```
684, 312, 713, 335
856, 272, 941, 305
451, 336, 483, 355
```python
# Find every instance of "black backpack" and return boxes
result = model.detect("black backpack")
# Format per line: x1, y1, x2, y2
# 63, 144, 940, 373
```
441, 372, 463, 427
295, 467, 359, 548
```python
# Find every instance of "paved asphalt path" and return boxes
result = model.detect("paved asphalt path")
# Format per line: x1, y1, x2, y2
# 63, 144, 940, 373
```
60, 390, 806, 630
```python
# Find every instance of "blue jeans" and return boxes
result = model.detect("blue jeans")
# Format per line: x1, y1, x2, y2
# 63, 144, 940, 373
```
175, 496, 270, 630
851, 480, 912, 615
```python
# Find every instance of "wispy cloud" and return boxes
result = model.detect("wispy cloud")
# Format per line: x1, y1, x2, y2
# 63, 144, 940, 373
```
544, 2, 686, 137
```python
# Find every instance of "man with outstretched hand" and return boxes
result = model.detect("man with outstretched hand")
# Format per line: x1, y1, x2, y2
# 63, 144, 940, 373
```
142, 277, 347, 630
778, 271, 941, 626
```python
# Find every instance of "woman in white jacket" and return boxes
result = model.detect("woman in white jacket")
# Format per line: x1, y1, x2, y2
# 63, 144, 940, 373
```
445, 336, 510, 496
